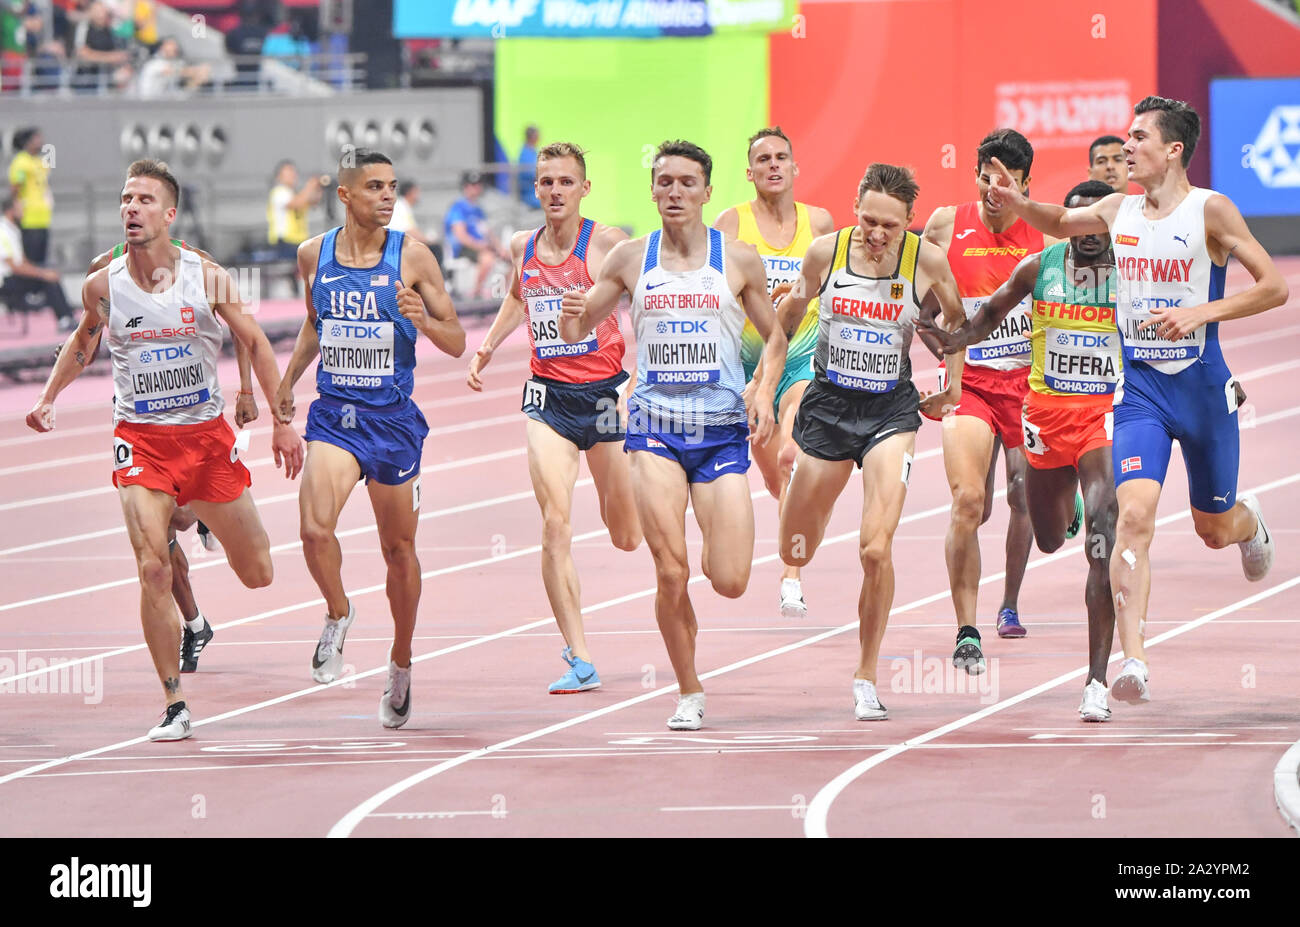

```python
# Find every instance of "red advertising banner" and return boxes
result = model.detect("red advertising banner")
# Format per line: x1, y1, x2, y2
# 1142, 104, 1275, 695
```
770, 0, 1158, 227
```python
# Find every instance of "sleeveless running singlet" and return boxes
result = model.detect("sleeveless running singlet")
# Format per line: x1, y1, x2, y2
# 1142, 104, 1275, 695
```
735, 201, 818, 372
520, 217, 625, 383
1029, 242, 1121, 396
946, 201, 1043, 370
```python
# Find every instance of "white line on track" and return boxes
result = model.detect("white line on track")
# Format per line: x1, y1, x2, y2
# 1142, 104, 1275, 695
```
802, 573, 1300, 838
321, 474, 1300, 837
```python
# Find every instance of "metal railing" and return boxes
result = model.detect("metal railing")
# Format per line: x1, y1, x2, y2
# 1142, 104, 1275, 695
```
0, 52, 367, 97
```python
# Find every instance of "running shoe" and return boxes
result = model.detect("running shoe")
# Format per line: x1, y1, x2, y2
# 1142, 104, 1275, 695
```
1110, 656, 1150, 704
179, 618, 214, 673
379, 661, 412, 729
853, 679, 888, 721
549, 646, 602, 694
197, 520, 221, 552
148, 701, 192, 742
1066, 489, 1085, 540
311, 601, 356, 683
996, 607, 1026, 639
1078, 678, 1111, 722
779, 578, 808, 620
1238, 493, 1274, 583
667, 692, 705, 731
952, 625, 986, 675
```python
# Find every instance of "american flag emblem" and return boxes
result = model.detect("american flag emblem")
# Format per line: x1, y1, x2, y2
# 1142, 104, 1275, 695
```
371, 274, 389, 287
1121, 456, 1142, 474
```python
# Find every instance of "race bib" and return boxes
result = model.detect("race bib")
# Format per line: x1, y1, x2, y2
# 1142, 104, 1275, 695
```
643, 317, 720, 384
113, 437, 133, 470
825, 319, 901, 392
522, 379, 547, 411
128, 344, 210, 414
965, 296, 1032, 362
320, 320, 395, 389
528, 293, 596, 360
1118, 295, 1204, 363
1043, 327, 1120, 395
1021, 413, 1047, 456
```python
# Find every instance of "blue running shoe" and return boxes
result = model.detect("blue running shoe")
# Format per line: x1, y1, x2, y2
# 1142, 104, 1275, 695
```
996, 607, 1027, 639
549, 647, 601, 694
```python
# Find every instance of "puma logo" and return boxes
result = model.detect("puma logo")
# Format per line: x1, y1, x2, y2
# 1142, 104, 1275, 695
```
1173, 234, 1189, 248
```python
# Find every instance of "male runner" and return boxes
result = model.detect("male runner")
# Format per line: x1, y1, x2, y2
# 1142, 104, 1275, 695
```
713, 127, 834, 619
922, 129, 1053, 669
559, 140, 786, 731
1088, 135, 1128, 195
985, 96, 1288, 706
921, 180, 1122, 721
26, 158, 303, 741
276, 148, 464, 728
778, 164, 965, 721
467, 141, 641, 693
88, 238, 258, 673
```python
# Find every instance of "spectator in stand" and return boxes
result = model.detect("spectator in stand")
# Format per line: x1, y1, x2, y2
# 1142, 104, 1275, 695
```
137, 36, 211, 96
21, 2, 68, 81
518, 124, 541, 209
8, 127, 52, 268
0, 195, 74, 331
129, 0, 158, 50
444, 170, 507, 300
73, 1, 132, 91
266, 159, 324, 260
386, 180, 430, 248
224, 8, 271, 88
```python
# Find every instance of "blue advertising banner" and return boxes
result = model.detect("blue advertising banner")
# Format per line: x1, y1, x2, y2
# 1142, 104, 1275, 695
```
1210, 77, 1300, 218
394, 0, 713, 38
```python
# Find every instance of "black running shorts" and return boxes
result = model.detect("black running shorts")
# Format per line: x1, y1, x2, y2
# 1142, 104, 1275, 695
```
793, 376, 921, 468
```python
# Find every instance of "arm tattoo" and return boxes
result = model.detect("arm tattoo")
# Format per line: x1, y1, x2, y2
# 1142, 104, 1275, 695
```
164, 676, 180, 694
75, 351, 87, 367
86, 322, 102, 337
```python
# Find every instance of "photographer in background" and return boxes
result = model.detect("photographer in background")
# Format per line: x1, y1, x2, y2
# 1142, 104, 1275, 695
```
266, 158, 325, 261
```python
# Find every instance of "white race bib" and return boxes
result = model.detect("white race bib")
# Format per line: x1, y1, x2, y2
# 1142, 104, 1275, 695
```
128, 345, 210, 415
966, 296, 1032, 362
825, 319, 902, 392
643, 317, 720, 384
529, 294, 597, 359
1043, 327, 1121, 395
320, 320, 395, 389
1118, 295, 1204, 363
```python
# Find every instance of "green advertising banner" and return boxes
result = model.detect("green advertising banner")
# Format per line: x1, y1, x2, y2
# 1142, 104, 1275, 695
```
496, 32, 771, 236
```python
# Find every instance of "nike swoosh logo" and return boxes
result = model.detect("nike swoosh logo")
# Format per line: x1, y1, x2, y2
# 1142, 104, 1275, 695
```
877, 427, 898, 439
714, 460, 738, 471
397, 463, 417, 477
645, 281, 670, 291
320, 274, 346, 284
831, 280, 862, 289
955, 229, 976, 239
576, 671, 595, 684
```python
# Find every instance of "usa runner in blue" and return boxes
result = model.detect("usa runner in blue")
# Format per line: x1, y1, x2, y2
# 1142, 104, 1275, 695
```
986, 96, 1288, 709
276, 148, 464, 728
559, 140, 787, 731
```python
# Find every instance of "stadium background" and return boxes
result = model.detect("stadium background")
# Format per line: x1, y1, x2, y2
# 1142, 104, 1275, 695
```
1, 0, 1297, 355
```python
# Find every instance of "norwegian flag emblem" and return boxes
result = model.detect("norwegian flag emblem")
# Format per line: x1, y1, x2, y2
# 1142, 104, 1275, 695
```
1120, 456, 1142, 474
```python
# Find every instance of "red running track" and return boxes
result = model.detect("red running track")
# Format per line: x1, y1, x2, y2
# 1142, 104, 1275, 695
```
0, 260, 1298, 838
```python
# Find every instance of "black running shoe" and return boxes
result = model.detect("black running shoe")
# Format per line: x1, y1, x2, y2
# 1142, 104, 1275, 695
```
952, 625, 986, 676
180, 619, 214, 673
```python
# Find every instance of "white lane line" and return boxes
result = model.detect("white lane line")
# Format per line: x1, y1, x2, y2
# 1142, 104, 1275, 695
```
0, 446, 530, 557
1274, 740, 1300, 834
803, 574, 1300, 838
324, 473, 1300, 837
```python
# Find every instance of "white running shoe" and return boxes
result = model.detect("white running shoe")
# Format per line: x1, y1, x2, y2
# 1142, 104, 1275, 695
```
148, 701, 193, 741
779, 578, 808, 620
667, 692, 705, 731
379, 661, 412, 729
1110, 657, 1150, 704
311, 601, 356, 683
853, 679, 888, 721
1079, 679, 1112, 722
1237, 494, 1274, 583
